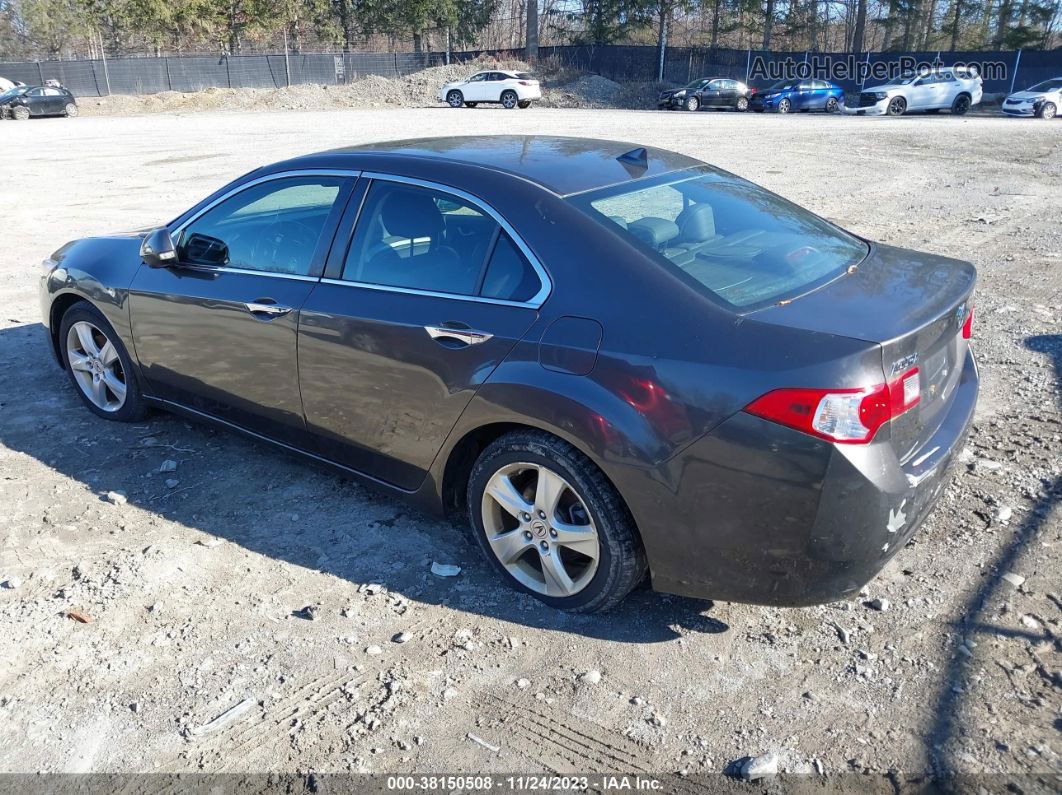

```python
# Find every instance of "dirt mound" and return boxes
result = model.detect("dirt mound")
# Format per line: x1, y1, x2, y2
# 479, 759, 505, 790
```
75, 57, 660, 117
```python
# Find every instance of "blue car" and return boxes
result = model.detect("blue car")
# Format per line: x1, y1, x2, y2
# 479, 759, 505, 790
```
750, 79, 844, 113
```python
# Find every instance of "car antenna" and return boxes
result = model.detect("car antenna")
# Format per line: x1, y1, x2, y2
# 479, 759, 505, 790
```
616, 147, 649, 177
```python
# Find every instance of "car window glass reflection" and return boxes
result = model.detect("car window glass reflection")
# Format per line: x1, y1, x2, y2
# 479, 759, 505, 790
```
176, 177, 342, 276
342, 181, 499, 296
575, 169, 868, 309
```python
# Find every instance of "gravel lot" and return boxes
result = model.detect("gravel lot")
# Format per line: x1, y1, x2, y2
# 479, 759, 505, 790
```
0, 108, 1059, 786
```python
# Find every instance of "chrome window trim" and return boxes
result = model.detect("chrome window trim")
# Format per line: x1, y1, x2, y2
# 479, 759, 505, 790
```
340, 171, 552, 309
170, 168, 361, 280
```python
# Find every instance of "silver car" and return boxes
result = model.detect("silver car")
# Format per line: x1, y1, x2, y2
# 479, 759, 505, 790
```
1002, 77, 1061, 119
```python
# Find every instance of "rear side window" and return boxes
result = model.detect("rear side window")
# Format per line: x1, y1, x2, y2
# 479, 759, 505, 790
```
342, 180, 542, 302
569, 168, 867, 310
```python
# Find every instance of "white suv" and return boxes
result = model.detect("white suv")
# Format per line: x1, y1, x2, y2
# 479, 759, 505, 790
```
438, 70, 542, 110
846, 67, 982, 116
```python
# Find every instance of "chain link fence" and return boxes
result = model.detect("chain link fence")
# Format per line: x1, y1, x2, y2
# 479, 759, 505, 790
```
1, 45, 1057, 99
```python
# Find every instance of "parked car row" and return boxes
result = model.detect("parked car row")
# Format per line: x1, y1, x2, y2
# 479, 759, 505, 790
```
654, 67, 1059, 120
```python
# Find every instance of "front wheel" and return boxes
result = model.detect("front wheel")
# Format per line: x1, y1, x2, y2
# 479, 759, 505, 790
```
1038, 101, 1057, 120
824, 97, 839, 113
886, 96, 907, 116
446, 90, 463, 108
777, 98, 791, 114
684, 96, 700, 112
735, 97, 749, 112
517, 99, 532, 109
64, 102, 79, 117
12, 105, 29, 120
468, 431, 647, 613
501, 90, 518, 109
951, 94, 971, 115
59, 301, 148, 422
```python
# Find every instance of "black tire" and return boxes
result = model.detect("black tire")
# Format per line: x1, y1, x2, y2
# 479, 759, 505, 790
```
517, 99, 532, 109
501, 90, 518, 109
886, 95, 907, 116
464, 101, 478, 108
735, 96, 749, 112
58, 301, 148, 422
824, 96, 839, 113
64, 102, 79, 117
684, 95, 700, 112
12, 105, 29, 120
951, 93, 971, 115
468, 430, 647, 613
777, 97, 791, 114
446, 90, 463, 108
1037, 101, 1057, 120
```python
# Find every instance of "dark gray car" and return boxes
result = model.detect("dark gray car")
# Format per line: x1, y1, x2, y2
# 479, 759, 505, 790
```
39, 136, 978, 612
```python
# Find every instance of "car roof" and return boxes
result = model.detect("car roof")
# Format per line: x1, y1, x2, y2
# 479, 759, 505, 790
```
287, 136, 703, 197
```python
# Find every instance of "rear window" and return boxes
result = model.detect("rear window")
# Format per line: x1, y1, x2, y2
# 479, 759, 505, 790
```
569, 168, 868, 309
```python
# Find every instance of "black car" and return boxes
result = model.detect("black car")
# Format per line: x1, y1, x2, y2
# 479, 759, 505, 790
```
40, 136, 978, 613
657, 77, 754, 112
0, 84, 78, 119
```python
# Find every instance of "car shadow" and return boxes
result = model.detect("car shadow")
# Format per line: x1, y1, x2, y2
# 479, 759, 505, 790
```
924, 333, 1061, 776
0, 322, 728, 644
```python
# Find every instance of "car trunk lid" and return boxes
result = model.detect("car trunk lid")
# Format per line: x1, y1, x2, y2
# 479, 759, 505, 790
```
751, 243, 975, 461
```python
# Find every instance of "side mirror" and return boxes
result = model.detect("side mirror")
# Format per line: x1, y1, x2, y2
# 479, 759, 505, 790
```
140, 227, 177, 268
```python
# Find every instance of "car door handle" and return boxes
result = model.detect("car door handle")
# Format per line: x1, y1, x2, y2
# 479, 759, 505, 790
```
244, 300, 292, 318
424, 325, 493, 346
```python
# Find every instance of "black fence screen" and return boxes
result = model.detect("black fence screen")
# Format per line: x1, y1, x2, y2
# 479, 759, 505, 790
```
1, 45, 1057, 99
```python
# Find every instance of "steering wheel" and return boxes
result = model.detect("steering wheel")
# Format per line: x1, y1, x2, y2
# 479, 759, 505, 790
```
252, 220, 319, 274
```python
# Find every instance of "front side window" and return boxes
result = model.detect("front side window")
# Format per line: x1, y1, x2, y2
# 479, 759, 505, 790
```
468, 73, 487, 82
177, 176, 343, 275
569, 168, 868, 310
342, 181, 539, 302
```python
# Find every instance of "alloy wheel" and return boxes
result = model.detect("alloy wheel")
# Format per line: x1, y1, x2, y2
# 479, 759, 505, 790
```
447, 90, 462, 108
888, 97, 906, 116
501, 91, 518, 109
480, 462, 600, 597
66, 321, 127, 412
736, 97, 749, 111
825, 97, 839, 113
1043, 102, 1057, 120
778, 98, 790, 113
65, 103, 79, 117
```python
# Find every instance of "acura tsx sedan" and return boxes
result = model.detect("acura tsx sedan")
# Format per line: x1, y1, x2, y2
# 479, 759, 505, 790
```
39, 136, 978, 612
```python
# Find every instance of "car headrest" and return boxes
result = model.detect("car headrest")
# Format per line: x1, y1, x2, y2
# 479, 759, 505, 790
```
676, 202, 716, 242
627, 217, 680, 249
379, 188, 443, 241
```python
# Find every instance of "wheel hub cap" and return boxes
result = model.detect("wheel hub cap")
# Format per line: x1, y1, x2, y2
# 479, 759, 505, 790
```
481, 462, 600, 598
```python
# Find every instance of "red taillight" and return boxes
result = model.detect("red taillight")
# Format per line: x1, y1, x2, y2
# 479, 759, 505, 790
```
962, 306, 974, 339
745, 368, 920, 444
519, 80, 535, 86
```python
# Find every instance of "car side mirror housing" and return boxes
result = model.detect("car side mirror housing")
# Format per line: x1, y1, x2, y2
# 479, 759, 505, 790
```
140, 227, 177, 268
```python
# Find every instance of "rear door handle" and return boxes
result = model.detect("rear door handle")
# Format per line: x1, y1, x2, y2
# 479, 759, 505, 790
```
244, 300, 292, 318
424, 325, 493, 346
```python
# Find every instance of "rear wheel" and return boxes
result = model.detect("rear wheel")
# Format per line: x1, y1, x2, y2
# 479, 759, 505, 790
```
446, 90, 463, 108
777, 98, 791, 114
464, 101, 478, 108
824, 96, 839, 113
64, 102, 79, 117
951, 94, 971, 115
517, 99, 532, 109
1036, 101, 1056, 120
735, 96, 749, 112
684, 95, 700, 112
59, 301, 147, 422
886, 96, 907, 116
12, 105, 29, 120
468, 431, 646, 613
501, 90, 518, 109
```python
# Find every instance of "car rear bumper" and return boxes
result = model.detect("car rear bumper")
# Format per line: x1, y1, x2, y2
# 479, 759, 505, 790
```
635, 348, 978, 606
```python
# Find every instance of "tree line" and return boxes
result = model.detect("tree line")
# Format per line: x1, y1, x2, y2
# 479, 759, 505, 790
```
0, 0, 1057, 60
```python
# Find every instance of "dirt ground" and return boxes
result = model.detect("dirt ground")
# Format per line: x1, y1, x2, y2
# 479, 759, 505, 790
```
0, 108, 1059, 788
